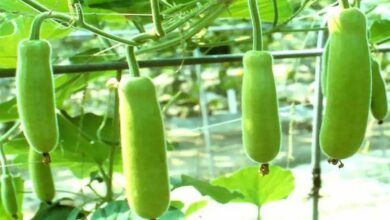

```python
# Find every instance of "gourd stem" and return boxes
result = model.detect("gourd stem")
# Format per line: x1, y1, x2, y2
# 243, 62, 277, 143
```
0, 122, 21, 175
338, 0, 350, 9
150, 0, 165, 37
126, 46, 141, 77
355, 0, 361, 8
29, 12, 73, 40
247, 0, 263, 51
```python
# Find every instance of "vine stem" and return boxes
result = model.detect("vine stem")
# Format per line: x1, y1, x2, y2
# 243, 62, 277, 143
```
150, 0, 165, 37
271, 0, 279, 27
257, 205, 261, 220
126, 46, 141, 77
29, 12, 72, 40
137, 3, 226, 54
20, 0, 48, 12
0, 122, 21, 174
247, 0, 263, 51
27, 3, 139, 45
104, 71, 122, 202
338, 0, 350, 9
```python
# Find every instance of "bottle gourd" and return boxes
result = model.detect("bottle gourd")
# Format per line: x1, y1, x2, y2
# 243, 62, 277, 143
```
118, 76, 169, 219
320, 8, 371, 160
370, 58, 388, 123
29, 147, 56, 203
242, 51, 281, 167
16, 40, 59, 154
1, 174, 18, 218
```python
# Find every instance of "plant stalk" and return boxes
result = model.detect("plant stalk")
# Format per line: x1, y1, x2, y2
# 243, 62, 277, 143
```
247, 0, 263, 51
150, 0, 165, 37
126, 46, 141, 77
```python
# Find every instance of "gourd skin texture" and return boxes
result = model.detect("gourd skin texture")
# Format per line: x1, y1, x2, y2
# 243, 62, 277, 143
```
242, 51, 281, 163
320, 8, 371, 159
1, 175, 18, 217
29, 148, 55, 203
370, 58, 388, 122
118, 76, 169, 219
16, 40, 58, 153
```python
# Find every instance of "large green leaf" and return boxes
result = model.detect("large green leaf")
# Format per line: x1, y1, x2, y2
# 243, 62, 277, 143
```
223, 0, 293, 23
31, 201, 79, 220
211, 165, 294, 206
91, 200, 131, 220
0, 99, 18, 123
0, 14, 71, 68
370, 19, 390, 44
56, 113, 111, 165
172, 175, 244, 204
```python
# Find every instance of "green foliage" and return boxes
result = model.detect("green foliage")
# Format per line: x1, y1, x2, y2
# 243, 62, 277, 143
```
31, 201, 82, 220
212, 166, 294, 206
172, 175, 244, 204
0, 10, 71, 68
90, 200, 184, 220
370, 19, 390, 44
224, 0, 293, 23
184, 200, 208, 218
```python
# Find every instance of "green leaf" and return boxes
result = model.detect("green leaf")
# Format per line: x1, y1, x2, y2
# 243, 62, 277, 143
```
159, 207, 184, 220
91, 200, 131, 220
184, 200, 208, 218
66, 208, 84, 220
173, 175, 244, 204
223, 0, 293, 23
57, 113, 111, 164
0, 13, 71, 69
211, 165, 294, 206
370, 19, 390, 44
91, 200, 184, 220
31, 202, 78, 220
0, 99, 18, 123
0, 15, 15, 36
169, 200, 185, 210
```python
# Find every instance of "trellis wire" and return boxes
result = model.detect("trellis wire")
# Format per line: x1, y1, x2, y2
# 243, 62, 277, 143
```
311, 21, 327, 220
1, 46, 389, 78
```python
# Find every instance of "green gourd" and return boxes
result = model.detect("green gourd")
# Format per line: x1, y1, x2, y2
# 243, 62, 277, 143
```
118, 76, 169, 219
321, 39, 330, 96
29, 148, 55, 203
1, 174, 18, 218
320, 8, 371, 159
16, 40, 58, 154
242, 51, 281, 163
370, 58, 388, 123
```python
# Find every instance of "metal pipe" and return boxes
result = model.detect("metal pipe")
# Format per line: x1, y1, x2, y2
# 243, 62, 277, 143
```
1, 46, 389, 78
310, 22, 327, 220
